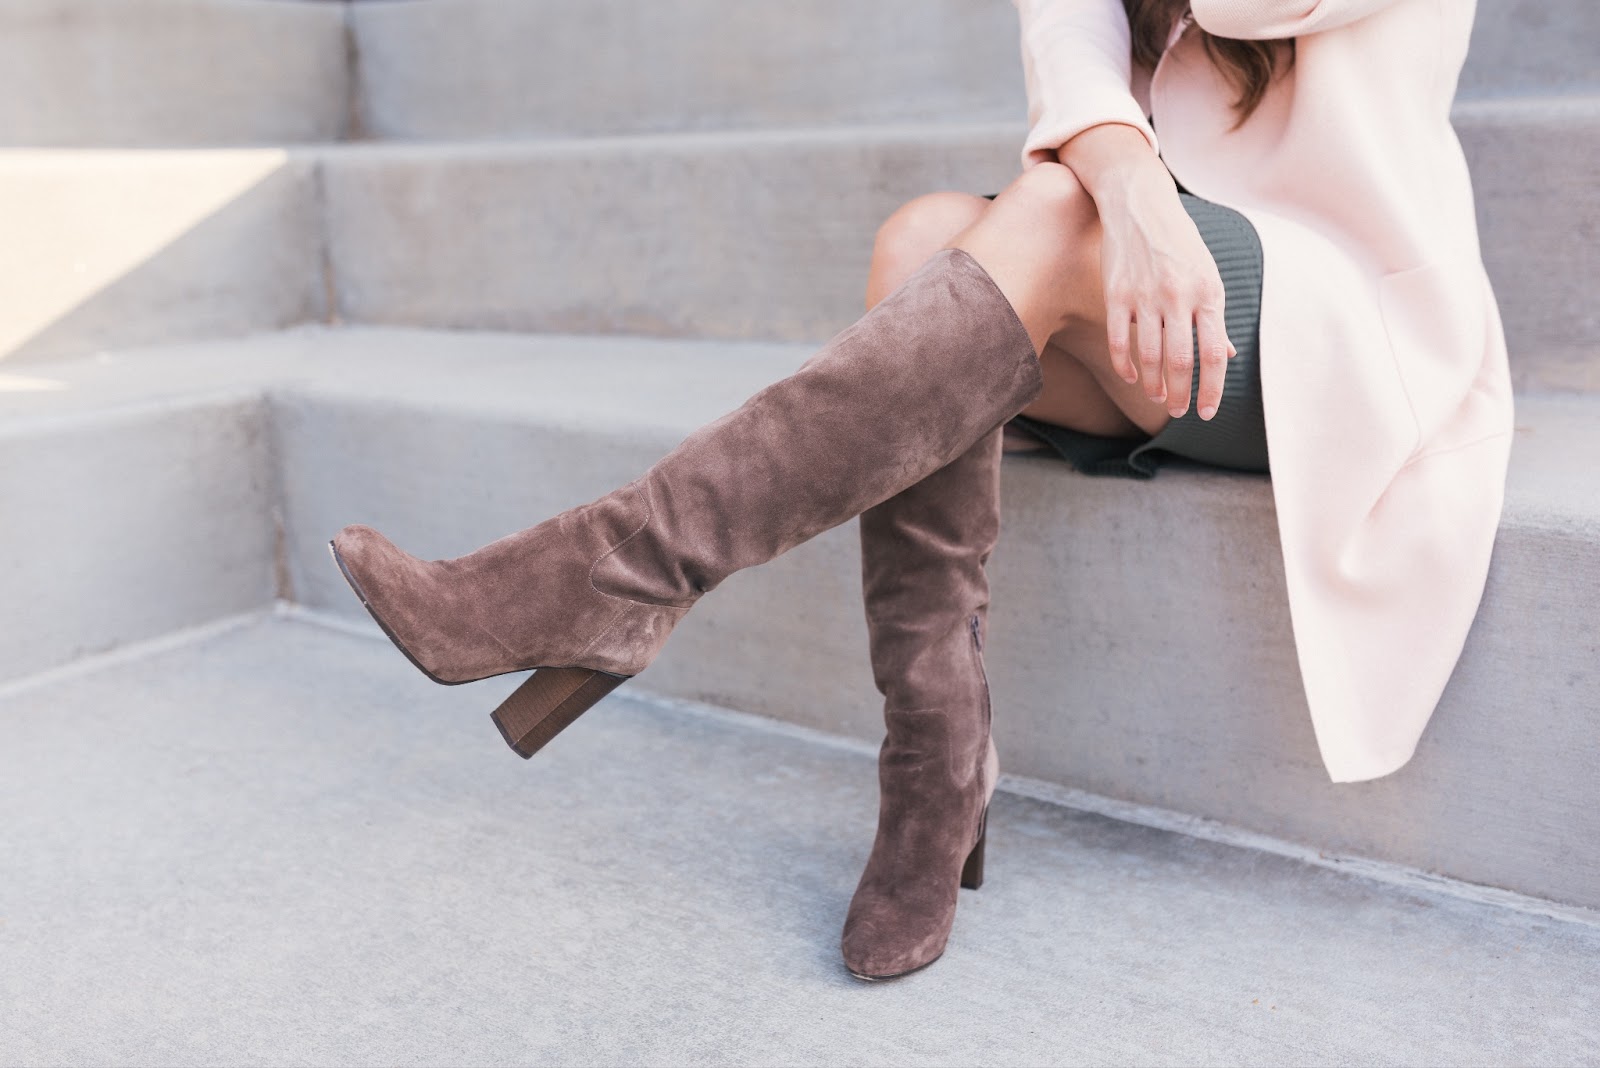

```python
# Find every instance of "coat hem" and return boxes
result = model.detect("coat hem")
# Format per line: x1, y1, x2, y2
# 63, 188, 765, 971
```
1322, 738, 1423, 785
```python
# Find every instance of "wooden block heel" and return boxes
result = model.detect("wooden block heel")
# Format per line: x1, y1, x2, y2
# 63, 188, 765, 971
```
959, 806, 987, 890
491, 666, 630, 758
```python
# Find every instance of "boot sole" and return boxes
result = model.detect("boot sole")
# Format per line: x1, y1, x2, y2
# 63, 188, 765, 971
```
327, 540, 630, 758
845, 952, 945, 983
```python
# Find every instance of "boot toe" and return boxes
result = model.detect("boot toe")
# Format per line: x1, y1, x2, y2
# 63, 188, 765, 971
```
329, 525, 460, 682
331, 525, 415, 611
840, 915, 948, 981
332, 524, 394, 568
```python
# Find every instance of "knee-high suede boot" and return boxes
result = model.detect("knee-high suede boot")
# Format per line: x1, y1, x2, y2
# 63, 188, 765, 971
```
329, 247, 1040, 758
840, 426, 1003, 981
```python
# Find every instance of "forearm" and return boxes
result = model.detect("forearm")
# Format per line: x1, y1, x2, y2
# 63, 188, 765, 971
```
1053, 121, 1176, 214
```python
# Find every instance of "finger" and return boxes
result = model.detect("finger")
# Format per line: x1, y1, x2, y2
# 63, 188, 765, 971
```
1135, 307, 1166, 403
1162, 304, 1195, 418
1194, 301, 1231, 420
1106, 302, 1138, 384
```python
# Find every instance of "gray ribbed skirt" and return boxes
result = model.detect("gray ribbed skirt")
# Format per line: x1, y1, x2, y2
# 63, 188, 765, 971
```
982, 183, 1269, 478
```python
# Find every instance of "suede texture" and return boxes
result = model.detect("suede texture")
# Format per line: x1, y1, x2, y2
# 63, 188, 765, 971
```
332, 247, 1042, 687
332, 486, 686, 681
841, 426, 1003, 980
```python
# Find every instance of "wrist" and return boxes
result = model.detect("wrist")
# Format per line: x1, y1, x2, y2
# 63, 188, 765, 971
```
1055, 123, 1172, 208
1089, 157, 1177, 215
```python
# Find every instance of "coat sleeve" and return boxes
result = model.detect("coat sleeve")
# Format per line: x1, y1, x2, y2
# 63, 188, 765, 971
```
1013, 0, 1160, 170
1189, 0, 1409, 39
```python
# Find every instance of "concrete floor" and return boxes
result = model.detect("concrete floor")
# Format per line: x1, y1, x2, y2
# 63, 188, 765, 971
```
2, 615, 1596, 1067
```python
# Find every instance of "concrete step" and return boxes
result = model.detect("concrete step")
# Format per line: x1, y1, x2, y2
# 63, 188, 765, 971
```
0, 372, 281, 682
1464, 94, 1600, 391
4, 612, 1598, 1063
315, 122, 1021, 342
348, 0, 1599, 141
8, 102, 1596, 383
349, 0, 1028, 140
0, 125, 1019, 365
1462, 0, 1600, 99
0, 147, 326, 363
4, 327, 1596, 912
0, 0, 350, 148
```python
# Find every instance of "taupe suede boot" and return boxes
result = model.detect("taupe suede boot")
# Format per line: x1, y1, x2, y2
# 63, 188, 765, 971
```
840, 426, 1003, 981
330, 247, 1040, 758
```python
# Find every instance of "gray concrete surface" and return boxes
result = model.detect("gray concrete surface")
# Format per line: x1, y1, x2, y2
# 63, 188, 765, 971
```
1, 614, 1597, 1067
350, 0, 1026, 140
347, 0, 1600, 143
0, 393, 278, 682
1460, 0, 1600, 98
17, 328, 1588, 908
0, 0, 350, 148
0, 149, 326, 363
1458, 96, 1600, 392
316, 124, 1023, 344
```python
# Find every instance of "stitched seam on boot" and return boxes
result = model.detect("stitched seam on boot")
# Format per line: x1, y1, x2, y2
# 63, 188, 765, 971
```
571, 599, 687, 670
588, 478, 699, 611
572, 603, 629, 665
587, 479, 651, 597
470, 620, 524, 661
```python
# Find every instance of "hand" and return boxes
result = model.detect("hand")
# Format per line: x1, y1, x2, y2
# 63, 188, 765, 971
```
1097, 164, 1236, 420
1053, 124, 1236, 420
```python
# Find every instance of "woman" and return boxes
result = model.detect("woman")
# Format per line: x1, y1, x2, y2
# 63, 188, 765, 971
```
330, 0, 1512, 981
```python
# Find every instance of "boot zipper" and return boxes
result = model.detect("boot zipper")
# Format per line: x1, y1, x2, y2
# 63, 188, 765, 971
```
969, 611, 994, 850
969, 612, 990, 725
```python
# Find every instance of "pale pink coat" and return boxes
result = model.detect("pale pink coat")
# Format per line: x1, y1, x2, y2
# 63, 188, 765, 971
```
1011, 0, 1515, 782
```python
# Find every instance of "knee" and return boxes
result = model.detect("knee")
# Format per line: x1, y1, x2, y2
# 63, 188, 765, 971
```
1002, 161, 1095, 226
976, 162, 1098, 303
871, 191, 987, 273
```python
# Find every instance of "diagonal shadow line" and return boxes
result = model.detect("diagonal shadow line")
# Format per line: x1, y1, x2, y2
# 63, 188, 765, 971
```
0, 147, 329, 365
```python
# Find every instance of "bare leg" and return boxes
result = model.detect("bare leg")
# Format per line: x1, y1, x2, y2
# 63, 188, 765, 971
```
872, 162, 1175, 439
868, 186, 1139, 439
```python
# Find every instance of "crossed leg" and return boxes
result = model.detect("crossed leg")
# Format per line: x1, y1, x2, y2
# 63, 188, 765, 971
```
865, 162, 1175, 441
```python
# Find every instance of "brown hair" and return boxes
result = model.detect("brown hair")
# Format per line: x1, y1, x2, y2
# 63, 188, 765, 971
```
1122, 0, 1295, 127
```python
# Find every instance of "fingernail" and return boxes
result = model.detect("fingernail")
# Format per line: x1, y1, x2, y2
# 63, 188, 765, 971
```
1199, 404, 1217, 420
